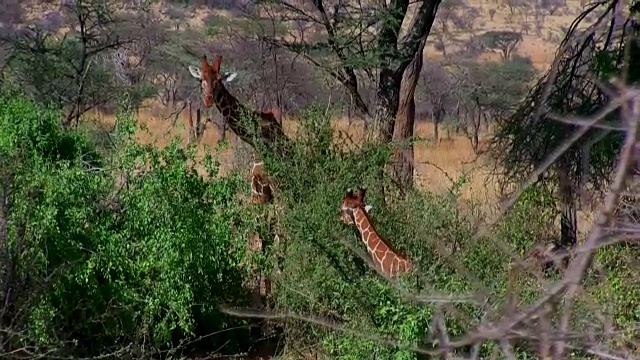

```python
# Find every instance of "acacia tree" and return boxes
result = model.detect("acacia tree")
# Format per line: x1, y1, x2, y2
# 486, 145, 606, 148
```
417, 61, 455, 142
480, 30, 523, 60
243, 0, 443, 187
489, 0, 637, 248
2, 0, 159, 126
454, 56, 537, 152
432, 0, 469, 58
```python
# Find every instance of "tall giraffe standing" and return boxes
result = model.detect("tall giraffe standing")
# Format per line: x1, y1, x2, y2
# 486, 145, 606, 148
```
189, 54, 283, 306
340, 187, 413, 278
189, 54, 284, 351
188, 54, 287, 152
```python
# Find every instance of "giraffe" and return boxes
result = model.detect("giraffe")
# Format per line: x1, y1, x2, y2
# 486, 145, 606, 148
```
250, 162, 274, 205
247, 161, 278, 310
188, 55, 284, 303
339, 187, 413, 278
188, 54, 287, 152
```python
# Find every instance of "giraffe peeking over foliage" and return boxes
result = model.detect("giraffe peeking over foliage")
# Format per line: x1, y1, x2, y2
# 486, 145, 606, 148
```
340, 187, 413, 278
188, 54, 238, 108
187, 54, 287, 152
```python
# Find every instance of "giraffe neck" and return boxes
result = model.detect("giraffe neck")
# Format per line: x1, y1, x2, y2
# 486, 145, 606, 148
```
213, 83, 246, 121
352, 207, 411, 277
251, 174, 273, 204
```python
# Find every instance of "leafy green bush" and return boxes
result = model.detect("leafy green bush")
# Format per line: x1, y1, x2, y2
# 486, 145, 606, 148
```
1, 92, 637, 359
497, 185, 557, 255
588, 244, 640, 346
246, 105, 639, 359
250, 106, 486, 358
0, 92, 255, 356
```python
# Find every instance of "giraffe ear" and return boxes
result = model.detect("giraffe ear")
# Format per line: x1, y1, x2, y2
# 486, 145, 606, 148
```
188, 65, 202, 79
346, 188, 353, 196
364, 204, 373, 213
212, 55, 222, 73
222, 71, 237, 83
357, 187, 367, 201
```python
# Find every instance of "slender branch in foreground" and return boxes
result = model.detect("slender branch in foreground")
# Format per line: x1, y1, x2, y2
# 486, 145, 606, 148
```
554, 86, 640, 359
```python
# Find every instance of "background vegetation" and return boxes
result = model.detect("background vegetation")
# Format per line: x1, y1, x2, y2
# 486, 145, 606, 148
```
0, 0, 638, 359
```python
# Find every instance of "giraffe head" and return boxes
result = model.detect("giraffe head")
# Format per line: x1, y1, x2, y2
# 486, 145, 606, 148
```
340, 187, 372, 225
188, 54, 237, 108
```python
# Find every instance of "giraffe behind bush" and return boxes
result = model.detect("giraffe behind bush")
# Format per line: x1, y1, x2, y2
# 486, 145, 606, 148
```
340, 187, 413, 278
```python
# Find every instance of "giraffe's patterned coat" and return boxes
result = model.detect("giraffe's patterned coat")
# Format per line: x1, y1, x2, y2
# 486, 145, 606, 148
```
250, 162, 273, 205
340, 188, 412, 278
188, 54, 285, 148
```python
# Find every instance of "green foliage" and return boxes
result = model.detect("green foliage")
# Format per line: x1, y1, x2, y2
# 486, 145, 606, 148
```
497, 185, 557, 254
589, 245, 640, 337
488, 2, 632, 192
457, 57, 537, 115
0, 92, 96, 164
253, 105, 637, 358
0, 93, 254, 356
248, 106, 482, 358
1, 86, 638, 359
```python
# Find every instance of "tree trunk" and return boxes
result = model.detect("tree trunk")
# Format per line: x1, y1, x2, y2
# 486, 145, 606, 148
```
392, 38, 427, 189
374, 68, 402, 143
195, 107, 203, 142
188, 100, 194, 144
433, 119, 439, 142
433, 105, 443, 142
471, 109, 481, 153
557, 159, 577, 248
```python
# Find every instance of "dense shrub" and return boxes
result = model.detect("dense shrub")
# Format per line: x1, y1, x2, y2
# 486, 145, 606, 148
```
250, 105, 639, 359
0, 93, 637, 359
0, 92, 256, 357
249, 106, 486, 358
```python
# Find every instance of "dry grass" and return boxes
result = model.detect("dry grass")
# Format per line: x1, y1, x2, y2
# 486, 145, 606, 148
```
87, 105, 495, 200
87, 101, 602, 240
75, 0, 600, 239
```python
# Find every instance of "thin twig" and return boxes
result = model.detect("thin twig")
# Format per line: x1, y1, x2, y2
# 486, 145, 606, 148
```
554, 87, 640, 359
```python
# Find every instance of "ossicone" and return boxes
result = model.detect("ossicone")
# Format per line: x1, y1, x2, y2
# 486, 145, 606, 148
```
212, 54, 222, 72
201, 54, 223, 72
